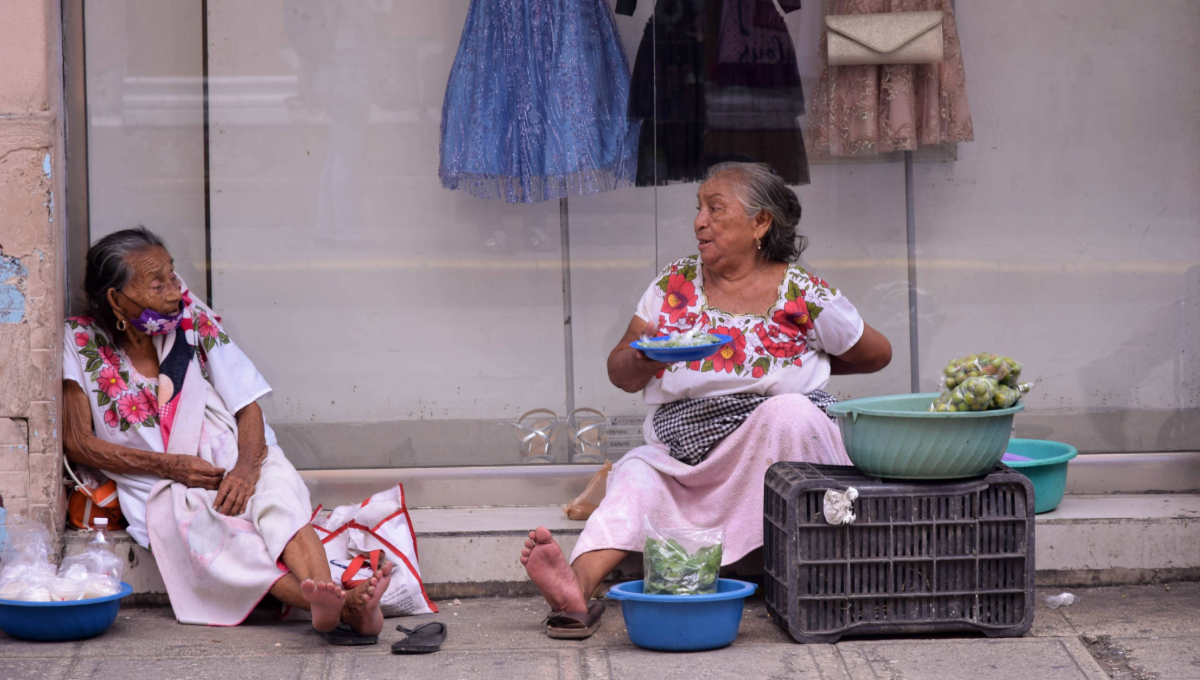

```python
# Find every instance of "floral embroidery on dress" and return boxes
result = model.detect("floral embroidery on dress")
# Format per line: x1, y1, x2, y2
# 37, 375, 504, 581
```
648, 256, 841, 380
67, 316, 160, 432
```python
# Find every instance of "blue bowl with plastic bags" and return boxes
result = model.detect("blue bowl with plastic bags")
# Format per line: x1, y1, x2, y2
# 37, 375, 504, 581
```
0, 582, 133, 641
607, 578, 757, 651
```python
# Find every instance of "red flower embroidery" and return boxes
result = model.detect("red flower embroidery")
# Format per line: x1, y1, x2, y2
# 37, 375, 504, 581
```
140, 386, 159, 417
75, 332, 90, 347
752, 365, 766, 378
197, 313, 220, 339
103, 409, 119, 429
117, 391, 152, 425
755, 324, 806, 359
710, 326, 746, 373
71, 316, 95, 327
97, 367, 127, 399
772, 299, 814, 339
98, 345, 120, 367
182, 289, 193, 306
661, 275, 696, 325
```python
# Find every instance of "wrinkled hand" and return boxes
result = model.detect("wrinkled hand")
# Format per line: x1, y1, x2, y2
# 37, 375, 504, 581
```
214, 465, 260, 517
165, 456, 225, 490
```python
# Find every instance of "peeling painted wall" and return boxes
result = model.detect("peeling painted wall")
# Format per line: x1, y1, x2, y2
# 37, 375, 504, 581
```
0, 0, 66, 539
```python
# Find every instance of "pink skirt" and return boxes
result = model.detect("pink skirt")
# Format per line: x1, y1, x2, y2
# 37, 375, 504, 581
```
570, 393, 851, 566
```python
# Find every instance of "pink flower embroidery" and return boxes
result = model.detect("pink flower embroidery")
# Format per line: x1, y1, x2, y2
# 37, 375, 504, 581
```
70, 316, 95, 327
98, 345, 120, 367
140, 386, 159, 417
117, 391, 152, 425
103, 409, 119, 429
197, 313, 220, 339
97, 367, 127, 398
75, 332, 90, 347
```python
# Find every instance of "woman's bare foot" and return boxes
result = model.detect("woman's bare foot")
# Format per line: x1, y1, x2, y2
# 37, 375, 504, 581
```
340, 561, 393, 637
520, 527, 587, 613
300, 579, 345, 633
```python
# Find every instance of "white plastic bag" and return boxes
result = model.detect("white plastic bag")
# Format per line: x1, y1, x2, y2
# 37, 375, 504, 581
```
1, 514, 52, 568
0, 515, 59, 602
312, 484, 437, 617
642, 517, 724, 595
1045, 592, 1078, 609
60, 548, 125, 581
823, 488, 859, 524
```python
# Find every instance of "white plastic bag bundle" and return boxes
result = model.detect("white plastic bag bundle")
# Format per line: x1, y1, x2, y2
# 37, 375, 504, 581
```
0, 515, 61, 602
312, 484, 437, 617
0, 515, 125, 602
60, 547, 125, 581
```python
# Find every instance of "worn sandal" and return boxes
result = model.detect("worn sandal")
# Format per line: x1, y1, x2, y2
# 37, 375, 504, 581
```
316, 623, 378, 646
545, 601, 605, 639
392, 622, 446, 654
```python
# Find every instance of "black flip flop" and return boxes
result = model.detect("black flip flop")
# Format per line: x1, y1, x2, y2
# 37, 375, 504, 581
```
392, 621, 446, 654
545, 601, 605, 640
316, 623, 378, 646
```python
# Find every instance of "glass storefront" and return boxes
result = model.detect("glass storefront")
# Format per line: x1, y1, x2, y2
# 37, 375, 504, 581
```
76, 0, 1200, 470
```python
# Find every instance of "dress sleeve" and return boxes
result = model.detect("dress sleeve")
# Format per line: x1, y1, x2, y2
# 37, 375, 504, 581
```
802, 274, 865, 357
62, 322, 86, 388
634, 279, 660, 324
186, 297, 273, 415
634, 261, 678, 324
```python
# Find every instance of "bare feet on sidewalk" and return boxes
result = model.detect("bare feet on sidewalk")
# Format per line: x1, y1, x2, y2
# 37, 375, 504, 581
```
341, 561, 394, 637
300, 580, 345, 633
521, 527, 587, 613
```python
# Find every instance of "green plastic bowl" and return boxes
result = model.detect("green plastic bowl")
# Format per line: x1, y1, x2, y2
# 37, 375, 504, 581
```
1003, 438, 1078, 513
827, 393, 1024, 479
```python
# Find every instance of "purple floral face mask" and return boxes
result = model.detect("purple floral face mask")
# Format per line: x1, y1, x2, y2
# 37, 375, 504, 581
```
119, 292, 183, 335
130, 307, 183, 335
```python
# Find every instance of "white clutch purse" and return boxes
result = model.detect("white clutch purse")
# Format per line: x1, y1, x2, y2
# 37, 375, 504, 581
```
826, 10, 945, 66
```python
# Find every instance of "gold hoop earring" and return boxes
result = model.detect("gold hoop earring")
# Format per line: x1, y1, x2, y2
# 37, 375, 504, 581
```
116, 319, 128, 332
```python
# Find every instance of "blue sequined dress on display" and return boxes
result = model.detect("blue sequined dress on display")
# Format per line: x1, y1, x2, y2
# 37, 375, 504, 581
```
440, 0, 639, 203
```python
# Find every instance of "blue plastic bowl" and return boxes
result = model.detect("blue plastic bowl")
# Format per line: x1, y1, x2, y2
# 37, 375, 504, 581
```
1004, 438, 1079, 513
630, 334, 734, 364
0, 582, 133, 641
607, 578, 757, 651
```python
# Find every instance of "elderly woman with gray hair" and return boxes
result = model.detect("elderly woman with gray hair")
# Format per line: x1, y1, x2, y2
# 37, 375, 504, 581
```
61, 228, 391, 643
521, 162, 892, 638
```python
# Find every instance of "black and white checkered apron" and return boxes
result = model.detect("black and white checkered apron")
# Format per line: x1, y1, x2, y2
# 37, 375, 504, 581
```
653, 390, 839, 466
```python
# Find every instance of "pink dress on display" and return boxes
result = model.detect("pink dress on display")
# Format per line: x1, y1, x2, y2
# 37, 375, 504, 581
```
806, 0, 974, 157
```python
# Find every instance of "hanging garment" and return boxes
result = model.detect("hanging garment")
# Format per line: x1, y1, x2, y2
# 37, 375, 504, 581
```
807, 0, 973, 157
618, 0, 810, 186
439, 0, 639, 203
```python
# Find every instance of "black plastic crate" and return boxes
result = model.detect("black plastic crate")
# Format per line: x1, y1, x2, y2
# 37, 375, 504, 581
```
763, 463, 1035, 643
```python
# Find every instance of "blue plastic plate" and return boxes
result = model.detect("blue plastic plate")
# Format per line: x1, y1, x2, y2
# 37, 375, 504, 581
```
631, 334, 733, 364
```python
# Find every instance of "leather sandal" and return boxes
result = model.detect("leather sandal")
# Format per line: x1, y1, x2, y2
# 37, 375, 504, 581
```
545, 601, 605, 639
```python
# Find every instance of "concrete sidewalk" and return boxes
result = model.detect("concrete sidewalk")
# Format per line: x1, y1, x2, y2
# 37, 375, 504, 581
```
2, 583, 1197, 680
